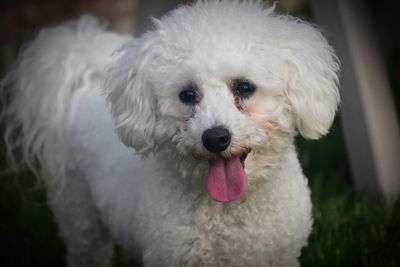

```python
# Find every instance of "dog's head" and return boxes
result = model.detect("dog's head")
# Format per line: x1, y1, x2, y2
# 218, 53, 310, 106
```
106, 1, 339, 202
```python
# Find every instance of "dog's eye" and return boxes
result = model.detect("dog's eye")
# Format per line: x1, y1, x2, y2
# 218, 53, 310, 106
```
179, 86, 199, 105
232, 79, 256, 98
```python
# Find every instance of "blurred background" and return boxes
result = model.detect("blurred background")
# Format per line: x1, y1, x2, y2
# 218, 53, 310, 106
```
0, 0, 399, 266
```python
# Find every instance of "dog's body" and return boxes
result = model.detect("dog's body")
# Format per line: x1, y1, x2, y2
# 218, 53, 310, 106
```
3, 1, 339, 266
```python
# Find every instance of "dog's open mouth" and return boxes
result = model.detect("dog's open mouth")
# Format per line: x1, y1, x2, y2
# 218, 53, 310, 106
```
206, 152, 249, 203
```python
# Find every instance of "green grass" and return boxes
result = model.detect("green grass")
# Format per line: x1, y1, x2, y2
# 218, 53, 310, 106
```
0, 172, 66, 267
297, 119, 400, 266
301, 178, 400, 267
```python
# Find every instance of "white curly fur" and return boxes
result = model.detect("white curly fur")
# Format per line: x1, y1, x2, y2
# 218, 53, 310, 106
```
2, 1, 339, 266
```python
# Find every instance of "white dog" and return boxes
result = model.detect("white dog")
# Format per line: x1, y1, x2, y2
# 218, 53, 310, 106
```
3, 1, 339, 266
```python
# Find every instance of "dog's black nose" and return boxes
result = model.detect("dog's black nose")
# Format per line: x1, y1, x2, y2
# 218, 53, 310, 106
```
202, 127, 231, 153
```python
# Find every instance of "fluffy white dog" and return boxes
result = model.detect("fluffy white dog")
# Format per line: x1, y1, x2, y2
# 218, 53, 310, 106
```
3, 1, 339, 266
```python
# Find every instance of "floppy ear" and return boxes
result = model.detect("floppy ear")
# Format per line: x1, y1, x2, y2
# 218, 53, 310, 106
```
105, 37, 158, 154
284, 23, 340, 139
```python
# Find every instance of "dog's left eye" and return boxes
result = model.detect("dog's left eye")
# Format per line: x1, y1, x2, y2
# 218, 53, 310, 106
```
232, 79, 256, 98
179, 86, 199, 105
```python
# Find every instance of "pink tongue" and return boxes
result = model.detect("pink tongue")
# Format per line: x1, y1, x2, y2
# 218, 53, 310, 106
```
206, 157, 247, 203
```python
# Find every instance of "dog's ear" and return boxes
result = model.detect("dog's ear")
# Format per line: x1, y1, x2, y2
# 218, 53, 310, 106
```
105, 37, 158, 154
284, 23, 340, 139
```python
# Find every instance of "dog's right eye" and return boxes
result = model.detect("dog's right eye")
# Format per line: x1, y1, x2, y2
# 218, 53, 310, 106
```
179, 86, 199, 105
232, 79, 256, 99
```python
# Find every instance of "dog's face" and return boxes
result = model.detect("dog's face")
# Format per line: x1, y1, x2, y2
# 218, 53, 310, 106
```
106, 1, 339, 202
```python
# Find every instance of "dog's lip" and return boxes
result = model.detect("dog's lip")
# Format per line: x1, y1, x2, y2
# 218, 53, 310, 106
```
208, 151, 249, 168
239, 153, 248, 168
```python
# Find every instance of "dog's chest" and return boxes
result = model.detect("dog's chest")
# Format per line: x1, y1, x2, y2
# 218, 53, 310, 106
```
92, 152, 311, 266
143, 185, 287, 266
